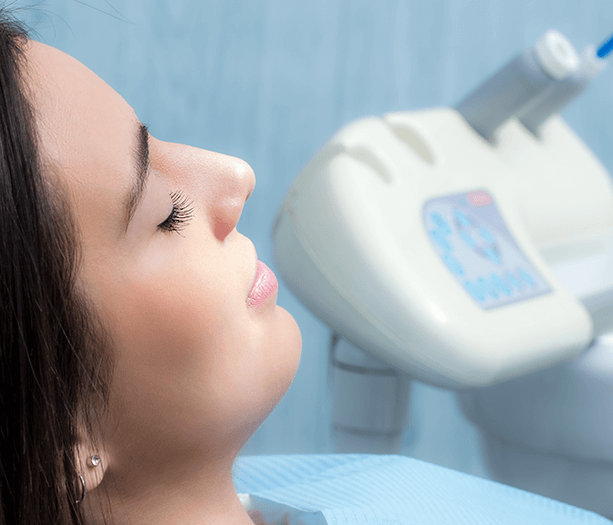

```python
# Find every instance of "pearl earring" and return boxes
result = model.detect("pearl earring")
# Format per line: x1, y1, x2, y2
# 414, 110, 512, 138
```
86, 454, 101, 468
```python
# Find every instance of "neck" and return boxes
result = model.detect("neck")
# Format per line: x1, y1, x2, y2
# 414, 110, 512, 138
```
85, 453, 255, 525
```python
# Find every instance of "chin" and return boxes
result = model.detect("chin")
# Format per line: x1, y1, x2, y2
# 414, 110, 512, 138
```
277, 305, 302, 384
251, 306, 302, 434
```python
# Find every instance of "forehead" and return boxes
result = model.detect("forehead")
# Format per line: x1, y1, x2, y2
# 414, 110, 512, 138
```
25, 41, 139, 242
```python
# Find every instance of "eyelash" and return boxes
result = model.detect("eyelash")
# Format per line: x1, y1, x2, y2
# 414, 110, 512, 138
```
157, 191, 195, 235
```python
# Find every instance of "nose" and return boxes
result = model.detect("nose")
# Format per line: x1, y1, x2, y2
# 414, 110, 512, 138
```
153, 139, 255, 242
209, 154, 256, 241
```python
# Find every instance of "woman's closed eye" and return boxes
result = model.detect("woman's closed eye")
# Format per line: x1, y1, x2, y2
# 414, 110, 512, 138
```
157, 191, 194, 235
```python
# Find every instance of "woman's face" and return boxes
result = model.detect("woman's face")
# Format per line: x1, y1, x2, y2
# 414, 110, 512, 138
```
27, 42, 301, 484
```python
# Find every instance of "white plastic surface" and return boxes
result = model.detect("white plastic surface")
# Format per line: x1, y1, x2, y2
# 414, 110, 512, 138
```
578, 44, 607, 79
459, 332, 613, 518
478, 432, 613, 519
331, 337, 410, 453
272, 108, 613, 388
535, 29, 579, 79
460, 333, 613, 462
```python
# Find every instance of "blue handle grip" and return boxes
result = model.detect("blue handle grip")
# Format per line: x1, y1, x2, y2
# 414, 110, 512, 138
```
597, 33, 613, 58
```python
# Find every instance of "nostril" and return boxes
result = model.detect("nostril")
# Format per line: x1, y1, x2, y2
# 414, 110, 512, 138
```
212, 194, 248, 241
213, 219, 232, 241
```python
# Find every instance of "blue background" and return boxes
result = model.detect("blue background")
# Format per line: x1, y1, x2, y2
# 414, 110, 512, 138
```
16, 0, 613, 480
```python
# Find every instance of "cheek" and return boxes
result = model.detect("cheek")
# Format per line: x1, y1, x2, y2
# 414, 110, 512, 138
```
110, 249, 250, 387
89, 232, 301, 454
116, 275, 223, 360
99, 245, 269, 435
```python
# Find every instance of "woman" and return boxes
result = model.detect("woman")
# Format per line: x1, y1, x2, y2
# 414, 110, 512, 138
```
0, 8, 301, 525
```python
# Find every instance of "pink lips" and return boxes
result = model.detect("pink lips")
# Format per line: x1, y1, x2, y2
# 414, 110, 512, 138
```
247, 260, 278, 308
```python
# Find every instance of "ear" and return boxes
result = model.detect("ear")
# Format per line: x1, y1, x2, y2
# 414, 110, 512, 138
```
75, 425, 109, 495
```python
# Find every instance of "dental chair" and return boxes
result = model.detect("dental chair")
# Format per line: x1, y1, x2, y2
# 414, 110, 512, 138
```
269, 30, 613, 522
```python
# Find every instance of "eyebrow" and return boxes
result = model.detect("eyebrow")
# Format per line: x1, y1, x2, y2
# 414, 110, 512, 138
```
125, 122, 150, 231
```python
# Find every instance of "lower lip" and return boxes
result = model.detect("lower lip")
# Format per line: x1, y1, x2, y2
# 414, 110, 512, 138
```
247, 260, 278, 308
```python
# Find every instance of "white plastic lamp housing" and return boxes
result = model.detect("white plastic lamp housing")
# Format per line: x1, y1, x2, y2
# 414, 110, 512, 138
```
535, 29, 579, 79
272, 108, 612, 388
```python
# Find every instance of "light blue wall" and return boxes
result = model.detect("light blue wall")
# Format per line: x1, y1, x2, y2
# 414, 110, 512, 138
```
17, 0, 613, 479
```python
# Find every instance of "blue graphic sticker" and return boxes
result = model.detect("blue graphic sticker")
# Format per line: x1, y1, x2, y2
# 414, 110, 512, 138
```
423, 189, 551, 310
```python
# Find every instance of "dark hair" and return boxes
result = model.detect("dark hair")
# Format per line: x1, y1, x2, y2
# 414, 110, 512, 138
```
0, 9, 112, 525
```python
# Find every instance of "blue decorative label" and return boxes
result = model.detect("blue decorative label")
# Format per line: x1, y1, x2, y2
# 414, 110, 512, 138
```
423, 190, 551, 310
